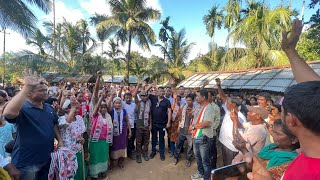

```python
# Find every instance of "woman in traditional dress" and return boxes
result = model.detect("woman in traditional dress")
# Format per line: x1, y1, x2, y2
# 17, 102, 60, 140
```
169, 95, 182, 157
58, 97, 87, 180
90, 95, 113, 180
109, 97, 131, 169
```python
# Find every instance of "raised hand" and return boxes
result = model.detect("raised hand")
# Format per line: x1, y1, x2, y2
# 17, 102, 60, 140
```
215, 78, 221, 86
232, 131, 248, 154
97, 70, 104, 77
119, 81, 125, 89
282, 18, 303, 51
70, 96, 78, 108
22, 69, 46, 88
230, 108, 238, 124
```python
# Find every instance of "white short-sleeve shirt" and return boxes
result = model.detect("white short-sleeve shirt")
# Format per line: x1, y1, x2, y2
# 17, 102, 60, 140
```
219, 103, 247, 152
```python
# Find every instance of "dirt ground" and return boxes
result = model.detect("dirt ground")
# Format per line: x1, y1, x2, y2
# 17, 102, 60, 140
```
104, 141, 223, 180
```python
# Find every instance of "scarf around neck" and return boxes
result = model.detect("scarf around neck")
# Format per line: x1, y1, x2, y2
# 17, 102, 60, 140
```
258, 143, 298, 169
113, 108, 124, 136
138, 100, 151, 127
91, 112, 113, 144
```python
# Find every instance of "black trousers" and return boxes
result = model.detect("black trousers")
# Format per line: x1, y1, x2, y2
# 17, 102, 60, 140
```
127, 127, 136, 156
210, 137, 217, 169
151, 125, 165, 155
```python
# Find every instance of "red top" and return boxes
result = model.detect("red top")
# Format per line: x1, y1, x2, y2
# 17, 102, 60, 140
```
283, 153, 320, 180
78, 104, 90, 117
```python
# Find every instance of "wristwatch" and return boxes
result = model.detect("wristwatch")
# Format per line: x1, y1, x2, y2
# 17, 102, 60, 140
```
192, 125, 195, 130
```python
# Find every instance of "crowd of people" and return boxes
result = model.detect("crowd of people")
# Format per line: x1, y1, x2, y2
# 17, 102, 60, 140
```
0, 19, 319, 180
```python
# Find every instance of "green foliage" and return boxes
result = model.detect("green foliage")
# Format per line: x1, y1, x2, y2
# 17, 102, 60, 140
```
0, 0, 51, 37
96, 0, 161, 82
297, 28, 320, 61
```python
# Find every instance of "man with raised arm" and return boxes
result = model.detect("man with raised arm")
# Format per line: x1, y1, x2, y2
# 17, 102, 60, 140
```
134, 81, 152, 163
3, 70, 63, 180
215, 78, 247, 168
281, 19, 320, 83
234, 19, 320, 180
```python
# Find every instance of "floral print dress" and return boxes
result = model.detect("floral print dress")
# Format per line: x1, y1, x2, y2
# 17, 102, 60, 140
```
58, 115, 86, 154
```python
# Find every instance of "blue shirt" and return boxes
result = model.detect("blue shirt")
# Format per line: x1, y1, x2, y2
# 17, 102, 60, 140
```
0, 121, 16, 158
5, 101, 58, 168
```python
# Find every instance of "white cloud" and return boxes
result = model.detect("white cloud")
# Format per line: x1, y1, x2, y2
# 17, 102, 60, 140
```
0, 30, 37, 54
146, 0, 162, 13
40, 0, 85, 24
0, 1, 85, 54
80, 0, 111, 16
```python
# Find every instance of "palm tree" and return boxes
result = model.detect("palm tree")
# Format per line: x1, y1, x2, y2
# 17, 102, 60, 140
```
105, 39, 123, 82
26, 29, 51, 56
203, 4, 224, 44
0, 0, 51, 36
155, 29, 195, 82
96, 0, 161, 83
90, 13, 109, 55
224, 0, 242, 31
76, 19, 96, 55
158, 16, 175, 61
225, 1, 293, 68
203, 4, 224, 70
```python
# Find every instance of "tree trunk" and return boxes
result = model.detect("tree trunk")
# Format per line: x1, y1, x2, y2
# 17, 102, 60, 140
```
126, 32, 132, 85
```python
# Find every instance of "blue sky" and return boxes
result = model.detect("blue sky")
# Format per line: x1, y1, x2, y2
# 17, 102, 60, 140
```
2, 0, 318, 61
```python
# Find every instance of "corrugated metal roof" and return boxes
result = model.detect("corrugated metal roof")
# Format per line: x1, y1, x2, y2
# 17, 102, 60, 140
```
103, 75, 141, 84
177, 61, 320, 92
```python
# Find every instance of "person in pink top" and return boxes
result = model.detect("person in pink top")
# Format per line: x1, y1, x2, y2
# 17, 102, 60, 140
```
89, 94, 113, 180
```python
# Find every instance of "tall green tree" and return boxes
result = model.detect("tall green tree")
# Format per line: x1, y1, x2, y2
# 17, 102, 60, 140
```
26, 29, 51, 56
225, 1, 292, 68
224, 0, 242, 30
96, 0, 160, 83
203, 4, 224, 44
203, 4, 224, 70
0, 0, 51, 36
90, 13, 109, 54
158, 16, 174, 61
105, 39, 123, 82
155, 29, 195, 82
77, 19, 96, 55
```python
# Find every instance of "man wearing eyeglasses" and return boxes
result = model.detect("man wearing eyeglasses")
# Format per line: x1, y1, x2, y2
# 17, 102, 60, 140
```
149, 86, 172, 161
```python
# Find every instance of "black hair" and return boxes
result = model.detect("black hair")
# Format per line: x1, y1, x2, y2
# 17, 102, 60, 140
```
124, 93, 132, 97
45, 97, 58, 105
186, 94, 195, 101
230, 97, 242, 107
250, 96, 257, 101
75, 91, 83, 98
176, 95, 182, 100
101, 104, 108, 108
198, 89, 208, 100
179, 86, 184, 89
273, 104, 282, 113
0, 91, 7, 98
208, 90, 216, 97
283, 81, 320, 135
158, 86, 165, 90
258, 92, 271, 101
234, 92, 244, 99
273, 119, 300, 149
